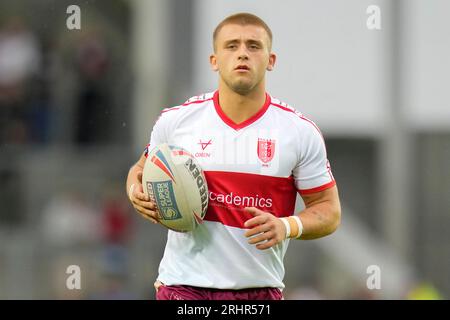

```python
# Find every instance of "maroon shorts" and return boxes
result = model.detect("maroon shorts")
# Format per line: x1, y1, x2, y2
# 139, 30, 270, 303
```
155, 283, 283, 300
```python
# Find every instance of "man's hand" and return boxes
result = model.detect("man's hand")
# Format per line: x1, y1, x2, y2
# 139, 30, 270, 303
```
244, 207, 287, 250
129, 172, 160, 224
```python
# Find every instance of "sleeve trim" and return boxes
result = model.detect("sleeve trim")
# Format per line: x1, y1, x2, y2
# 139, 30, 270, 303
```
298, 180, 336, 195
144, 143, 150, 158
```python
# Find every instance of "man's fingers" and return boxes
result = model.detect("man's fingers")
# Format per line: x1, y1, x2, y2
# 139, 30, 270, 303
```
244, 207, 268, 228
244, 207, 263, 216
129, 183, 145, 201
244, 224, 271, 238
135, 205, 159, 219
242, 208, 284, 250
256, 238, 277, 250
132, 197, 155, 210
247, 231, 274, 245
135, 205, 159, 224
244, 215, 268, 228
139, 212, 159, 224
134, 191, 149, 202
129, 178, 158, 225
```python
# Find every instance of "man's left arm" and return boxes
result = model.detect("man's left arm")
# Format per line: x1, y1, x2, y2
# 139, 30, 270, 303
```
245, 118, 341, 248
244, 185, 341, 250
296, 185, 341, 240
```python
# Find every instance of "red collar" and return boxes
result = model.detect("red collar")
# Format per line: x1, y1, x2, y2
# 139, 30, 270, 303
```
213, 90, 271, 130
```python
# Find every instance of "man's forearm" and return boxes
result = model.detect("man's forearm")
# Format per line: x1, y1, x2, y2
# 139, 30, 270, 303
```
297, 201, 341, 240
126, 163, 143, 198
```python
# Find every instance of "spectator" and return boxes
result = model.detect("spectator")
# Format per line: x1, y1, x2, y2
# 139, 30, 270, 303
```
41, 191, 100, 247
73, 31, 111, 145
0, 17, 41, 144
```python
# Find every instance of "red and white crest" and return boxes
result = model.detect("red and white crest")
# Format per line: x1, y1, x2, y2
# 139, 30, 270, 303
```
257, 138, 276, 163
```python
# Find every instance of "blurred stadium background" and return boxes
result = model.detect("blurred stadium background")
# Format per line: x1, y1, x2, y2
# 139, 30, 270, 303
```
0, 0, 448, 299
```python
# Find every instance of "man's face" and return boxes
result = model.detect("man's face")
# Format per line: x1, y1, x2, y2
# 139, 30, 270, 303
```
210, 24, 276, 95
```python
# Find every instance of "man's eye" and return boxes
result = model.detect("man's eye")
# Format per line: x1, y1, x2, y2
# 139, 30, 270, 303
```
227, 45, 236, 49
250, 45, 259, 49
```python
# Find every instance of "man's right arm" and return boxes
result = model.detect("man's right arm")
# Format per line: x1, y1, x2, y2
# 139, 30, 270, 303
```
126, 152, 160, 224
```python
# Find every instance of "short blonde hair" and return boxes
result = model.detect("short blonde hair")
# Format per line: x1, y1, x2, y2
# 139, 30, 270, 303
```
213, 13, 273, 51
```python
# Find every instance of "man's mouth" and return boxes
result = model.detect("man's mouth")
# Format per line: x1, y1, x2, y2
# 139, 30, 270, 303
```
235, 65, 250, 71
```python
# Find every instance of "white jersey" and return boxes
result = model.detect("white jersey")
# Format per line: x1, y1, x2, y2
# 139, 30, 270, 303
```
145, 90, 336, 290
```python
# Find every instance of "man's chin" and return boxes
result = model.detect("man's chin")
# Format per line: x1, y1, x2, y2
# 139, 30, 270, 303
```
230, 81, 254, 95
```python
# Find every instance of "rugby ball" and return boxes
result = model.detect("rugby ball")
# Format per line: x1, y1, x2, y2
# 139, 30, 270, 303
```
142, 143, 209, 232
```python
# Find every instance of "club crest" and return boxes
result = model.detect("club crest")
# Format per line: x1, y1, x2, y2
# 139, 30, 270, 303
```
257, 138, 276, 164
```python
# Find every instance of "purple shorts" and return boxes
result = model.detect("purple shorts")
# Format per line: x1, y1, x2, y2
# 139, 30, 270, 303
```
155, 283, 283, 300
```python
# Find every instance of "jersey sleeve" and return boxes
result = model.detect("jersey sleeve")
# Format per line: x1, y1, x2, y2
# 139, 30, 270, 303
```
144, 112, 169, 158
293, 120, 336, 195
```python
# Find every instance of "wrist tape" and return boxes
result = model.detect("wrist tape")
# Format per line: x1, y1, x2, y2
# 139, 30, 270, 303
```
281, 216, 304, 239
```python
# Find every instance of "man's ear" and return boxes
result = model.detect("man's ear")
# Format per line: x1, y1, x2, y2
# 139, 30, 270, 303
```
210, 54, 219, 72
266, 52, 277, 71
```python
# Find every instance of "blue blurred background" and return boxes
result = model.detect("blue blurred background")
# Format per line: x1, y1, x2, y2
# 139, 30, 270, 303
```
0, 0, 448, 299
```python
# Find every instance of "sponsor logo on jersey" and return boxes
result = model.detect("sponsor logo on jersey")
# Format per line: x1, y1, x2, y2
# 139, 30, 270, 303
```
196, 139, 212, 158
209, 191, 273, 209
257, 138, 276, 164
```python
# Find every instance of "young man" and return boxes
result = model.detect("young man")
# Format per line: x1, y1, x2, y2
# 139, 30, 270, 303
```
126, 13, 341, 300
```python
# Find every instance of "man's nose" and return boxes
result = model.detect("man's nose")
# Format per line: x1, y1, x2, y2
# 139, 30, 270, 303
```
238, 53, 249, 60
237, 45, 249, 60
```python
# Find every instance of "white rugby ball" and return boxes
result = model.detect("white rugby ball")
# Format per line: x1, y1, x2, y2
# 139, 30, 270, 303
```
142, 143, 209, 232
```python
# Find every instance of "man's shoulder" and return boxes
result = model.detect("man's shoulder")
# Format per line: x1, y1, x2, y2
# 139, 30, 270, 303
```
270, 96, 302, 116
161, 91, 215, 115
181, 92, 215, 106
269, 95, 322, 133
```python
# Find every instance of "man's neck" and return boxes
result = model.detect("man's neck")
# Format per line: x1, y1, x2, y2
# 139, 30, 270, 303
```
217, 81, 267, 125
